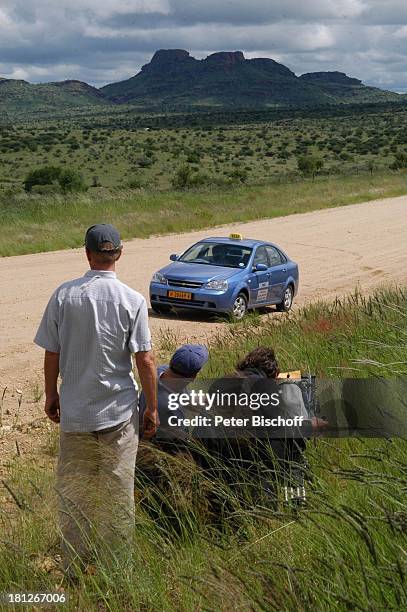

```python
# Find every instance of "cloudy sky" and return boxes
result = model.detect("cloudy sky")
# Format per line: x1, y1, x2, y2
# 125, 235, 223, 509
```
0, 0, 406, 91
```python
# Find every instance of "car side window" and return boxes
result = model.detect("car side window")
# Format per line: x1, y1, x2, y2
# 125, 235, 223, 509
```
253, 246, 269, 267
266, 246, 283, 267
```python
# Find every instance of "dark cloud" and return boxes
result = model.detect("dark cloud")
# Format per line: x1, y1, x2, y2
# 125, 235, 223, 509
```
0, 0, 405, 92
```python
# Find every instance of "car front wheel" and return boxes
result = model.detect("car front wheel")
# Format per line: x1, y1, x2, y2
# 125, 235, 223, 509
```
231, 293, 248, 320
276, 285, 294, 312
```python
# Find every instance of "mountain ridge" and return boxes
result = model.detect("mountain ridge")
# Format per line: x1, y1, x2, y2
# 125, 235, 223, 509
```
100, 49, 402, 108
0, 49, 403, 116
0, 77, 109, 115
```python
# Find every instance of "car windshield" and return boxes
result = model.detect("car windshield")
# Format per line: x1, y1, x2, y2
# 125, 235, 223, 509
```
179, 242, 253, 268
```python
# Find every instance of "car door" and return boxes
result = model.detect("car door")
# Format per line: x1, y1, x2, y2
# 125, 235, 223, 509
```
248, 245, 272, 306
266, 245, 287, 303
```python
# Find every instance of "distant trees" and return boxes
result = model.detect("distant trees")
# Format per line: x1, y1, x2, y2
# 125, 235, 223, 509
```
171, 163, 250, 190
297, 154, 324, 179
24, 166, 86, 193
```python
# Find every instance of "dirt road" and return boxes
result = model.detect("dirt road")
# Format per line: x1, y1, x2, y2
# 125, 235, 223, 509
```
0, 195, 406, 418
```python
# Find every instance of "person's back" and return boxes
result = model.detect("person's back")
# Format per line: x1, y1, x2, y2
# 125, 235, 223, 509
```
39, 270, 150, 431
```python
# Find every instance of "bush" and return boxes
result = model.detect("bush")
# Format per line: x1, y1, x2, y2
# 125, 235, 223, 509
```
137, 157, 154, 168
228, 168, 249, 183
58, 169, 86, 194
24, 166, 86, 193
297, 154, 324, 179
24, 166, 61, 192
171, 165, 191, 189
390, 151, 407, 170
188, 172, 211, 188
127, 178, 145, 189
171, 165, 212, 189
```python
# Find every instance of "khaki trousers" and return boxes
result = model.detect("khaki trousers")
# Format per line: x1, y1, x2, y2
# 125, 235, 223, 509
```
56, 411, 138, 572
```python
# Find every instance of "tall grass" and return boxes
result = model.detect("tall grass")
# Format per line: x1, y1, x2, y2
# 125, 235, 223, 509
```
0, 286, 406, 610
1, 170, 407, 256
208, 286, 407, 378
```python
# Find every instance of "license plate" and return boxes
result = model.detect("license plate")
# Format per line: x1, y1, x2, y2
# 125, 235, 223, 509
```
167, 290, 192, 300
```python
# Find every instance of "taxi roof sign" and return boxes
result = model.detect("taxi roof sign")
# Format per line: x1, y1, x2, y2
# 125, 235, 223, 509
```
229, 232, 243, 240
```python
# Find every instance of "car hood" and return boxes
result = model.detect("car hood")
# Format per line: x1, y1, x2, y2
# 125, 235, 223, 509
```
158, 261, 244, 282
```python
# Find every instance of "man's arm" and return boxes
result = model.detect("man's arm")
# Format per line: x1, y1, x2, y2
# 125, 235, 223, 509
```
44, 350, 60, 423
135, 350, 158, 439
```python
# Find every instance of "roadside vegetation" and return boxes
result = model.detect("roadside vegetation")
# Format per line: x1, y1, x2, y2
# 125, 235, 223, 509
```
1, 102, 406, 257
1, 286, 406, 610
1, 170, 406, 256
1, 104, 407, 192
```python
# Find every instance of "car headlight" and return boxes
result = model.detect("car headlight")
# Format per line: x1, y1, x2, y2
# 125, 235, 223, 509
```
204, 279, 229, 291
152, 272, 168, 284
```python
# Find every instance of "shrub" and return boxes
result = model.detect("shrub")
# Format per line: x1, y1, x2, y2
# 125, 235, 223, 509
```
24, 166, 86, 193
228, 168, 249, 183
24, 166, 61, 192
186, 152, 201, 164
127, 178, 145, 189
188, 172, 211, 188
58, 169, 86, 194
171, 165, 211, 189
138, 157, 154, 168
297, 154, 324, 179
171, 165, 192, 189
390, 151, 407, 170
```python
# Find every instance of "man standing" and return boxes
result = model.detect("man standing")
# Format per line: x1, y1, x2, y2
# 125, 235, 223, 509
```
34, 224, 158, 575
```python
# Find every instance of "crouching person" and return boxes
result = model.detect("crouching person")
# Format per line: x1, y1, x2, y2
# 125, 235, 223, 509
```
235, 347, 327, 505
203, 347, 326, 509
138, 343, 209, 446
136, 344, 209, 526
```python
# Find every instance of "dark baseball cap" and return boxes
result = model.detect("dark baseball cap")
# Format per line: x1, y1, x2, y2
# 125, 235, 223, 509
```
85, 224, 122, 252
170, 344, 209, 377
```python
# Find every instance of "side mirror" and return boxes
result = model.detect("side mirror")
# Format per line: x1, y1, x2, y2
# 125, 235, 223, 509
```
169, 253, 179, 261
254, 263, 268, 272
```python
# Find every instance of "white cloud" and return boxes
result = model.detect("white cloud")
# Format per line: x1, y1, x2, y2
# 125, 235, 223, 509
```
395, 26, 407, 38
0, 8, 12, 26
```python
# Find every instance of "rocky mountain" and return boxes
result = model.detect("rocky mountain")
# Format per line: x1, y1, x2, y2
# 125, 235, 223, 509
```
100, 49, 401, 108
101, 49, 333, 107
299, 71, 398, 103
0, 50, 402, 117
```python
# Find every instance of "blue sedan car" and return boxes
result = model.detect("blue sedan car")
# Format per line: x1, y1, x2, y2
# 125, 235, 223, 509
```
150, 234, 299, 319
